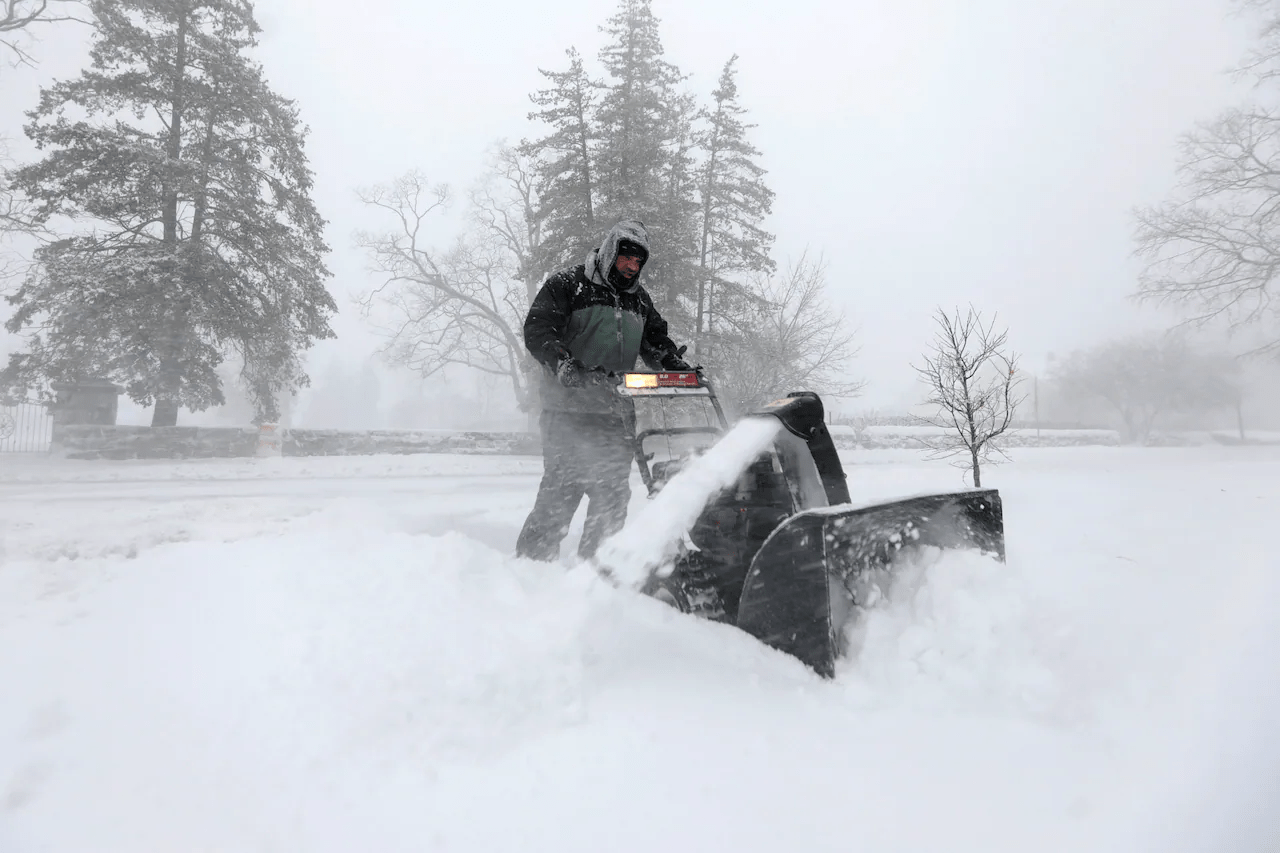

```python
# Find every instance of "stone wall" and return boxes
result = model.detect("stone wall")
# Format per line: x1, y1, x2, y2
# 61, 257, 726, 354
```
286, 428, 540, 457
53, 425, 261, 460
51, 424, 541, 460
826, 425, 1121, 451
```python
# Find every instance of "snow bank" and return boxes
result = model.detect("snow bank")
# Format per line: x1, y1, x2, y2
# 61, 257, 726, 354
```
0, 501, 602, 849
0, 451, 541, 484
3, 445, 1278, 851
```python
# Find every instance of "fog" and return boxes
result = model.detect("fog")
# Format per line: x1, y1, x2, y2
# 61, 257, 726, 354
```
5, 7, 1280, 849
0, 0, 1269, 427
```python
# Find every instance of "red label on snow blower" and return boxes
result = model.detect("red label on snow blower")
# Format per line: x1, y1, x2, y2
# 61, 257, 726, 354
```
623, 371, 701, 389
657, 371, 700, 387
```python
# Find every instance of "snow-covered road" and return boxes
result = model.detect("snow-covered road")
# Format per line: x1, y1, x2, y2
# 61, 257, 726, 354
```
1, 447, 1278, 852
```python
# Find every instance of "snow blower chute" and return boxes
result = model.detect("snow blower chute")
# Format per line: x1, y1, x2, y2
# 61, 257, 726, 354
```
620, 372, 1006, 679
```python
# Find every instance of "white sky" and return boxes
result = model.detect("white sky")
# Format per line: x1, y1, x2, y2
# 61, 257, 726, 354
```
0, 0, 1260, 417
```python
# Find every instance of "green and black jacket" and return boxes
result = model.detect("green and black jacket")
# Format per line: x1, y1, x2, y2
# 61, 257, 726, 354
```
524, 220, 683, 415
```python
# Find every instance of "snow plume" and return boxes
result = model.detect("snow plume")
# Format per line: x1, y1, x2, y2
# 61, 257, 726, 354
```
594, 415, 783, 587
836, 546, 1062, 719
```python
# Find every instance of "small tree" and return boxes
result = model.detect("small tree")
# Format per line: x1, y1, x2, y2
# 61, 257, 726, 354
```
913, 306, 1023, 487
356, 171, 536, 416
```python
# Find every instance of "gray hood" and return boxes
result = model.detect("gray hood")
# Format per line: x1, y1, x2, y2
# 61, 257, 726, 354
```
585, 219, 650, 294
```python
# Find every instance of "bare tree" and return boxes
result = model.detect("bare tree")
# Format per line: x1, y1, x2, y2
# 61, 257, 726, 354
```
1, 0, 88, 67
1133, 1, 1280, 354
913, 306, 1024, 487
468, 142, 544, 303
0, 138, 41, 289
356, 171, 536, 416
706, 251, 864, 415
1049, 334, 1242, 444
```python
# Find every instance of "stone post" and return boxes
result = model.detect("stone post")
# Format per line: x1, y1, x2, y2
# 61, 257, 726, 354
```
50, 380, 124, 426
50, 380, 124, 455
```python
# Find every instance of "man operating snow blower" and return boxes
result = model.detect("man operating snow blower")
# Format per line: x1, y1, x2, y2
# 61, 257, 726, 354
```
515, 219, 694, 563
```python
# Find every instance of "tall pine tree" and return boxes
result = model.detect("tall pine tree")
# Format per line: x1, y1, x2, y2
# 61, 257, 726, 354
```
520, 47, 600, 281
590, 0, 697, 314
693, 54, 776, 356
3, 0, 333, 425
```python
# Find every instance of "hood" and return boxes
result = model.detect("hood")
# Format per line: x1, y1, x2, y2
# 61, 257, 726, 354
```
585, 219, 650, 293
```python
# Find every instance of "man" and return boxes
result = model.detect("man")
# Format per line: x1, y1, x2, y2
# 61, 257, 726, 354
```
516, 219, 693, 562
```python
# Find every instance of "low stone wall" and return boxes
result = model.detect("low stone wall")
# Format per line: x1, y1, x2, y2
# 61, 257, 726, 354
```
51, 421, 1124, 461
286, 428, 540, 457
51, 424, 541, 460
828, 428, 1121, 451
52, 425, 261, 460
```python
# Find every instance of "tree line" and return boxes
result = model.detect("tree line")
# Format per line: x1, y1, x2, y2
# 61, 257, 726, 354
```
4, 0, 1277, 449
1, 0, 864, 426
355, 0, 863, 420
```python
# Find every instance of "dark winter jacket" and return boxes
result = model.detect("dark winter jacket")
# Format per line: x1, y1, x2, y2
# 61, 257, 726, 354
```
524, 220, 683, 415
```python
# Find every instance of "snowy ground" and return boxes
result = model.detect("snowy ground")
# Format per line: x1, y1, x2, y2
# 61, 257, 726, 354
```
2, 446, 1278, 852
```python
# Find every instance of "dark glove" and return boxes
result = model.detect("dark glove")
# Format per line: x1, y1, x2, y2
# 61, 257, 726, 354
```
660, 344, 694, 372
585, 367, 620, 387
557, 355, 586, 388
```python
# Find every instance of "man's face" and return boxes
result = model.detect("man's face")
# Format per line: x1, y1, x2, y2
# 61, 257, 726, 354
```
615, 253, 642, 279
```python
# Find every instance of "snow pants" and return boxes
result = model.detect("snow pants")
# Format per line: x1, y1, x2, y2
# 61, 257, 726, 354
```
515, 409, 635, 562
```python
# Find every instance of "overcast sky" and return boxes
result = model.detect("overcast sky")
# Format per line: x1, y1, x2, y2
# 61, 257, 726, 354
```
0, 0, 1260, 419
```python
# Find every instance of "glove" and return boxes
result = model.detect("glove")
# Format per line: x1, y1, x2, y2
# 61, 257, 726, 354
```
558, 356, 618, 388
556, 355, 586, 388
586, 368, 620, 387
660, 344, 694, 372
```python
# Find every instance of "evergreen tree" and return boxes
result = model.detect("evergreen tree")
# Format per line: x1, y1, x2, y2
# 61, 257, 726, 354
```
693, 55, 776, 356
591, 0, 697, 313
2, 0, 334, 425
521, 47, 599, 280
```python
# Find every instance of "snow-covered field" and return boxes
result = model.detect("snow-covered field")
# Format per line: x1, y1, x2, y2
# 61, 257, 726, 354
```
2, 445, 1278, 852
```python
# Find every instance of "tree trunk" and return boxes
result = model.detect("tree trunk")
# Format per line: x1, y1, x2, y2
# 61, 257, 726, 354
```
154, 7, 189, 426
971, 445, 982, 487
695, 147, 717, 356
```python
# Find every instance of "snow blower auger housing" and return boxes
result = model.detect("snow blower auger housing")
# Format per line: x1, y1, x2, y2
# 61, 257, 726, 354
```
618, 373, 1006, 679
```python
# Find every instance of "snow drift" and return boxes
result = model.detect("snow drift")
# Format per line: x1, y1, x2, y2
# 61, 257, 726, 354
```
2, 446, 1278, 852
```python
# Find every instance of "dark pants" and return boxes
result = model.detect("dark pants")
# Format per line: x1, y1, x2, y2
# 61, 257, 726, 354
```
516, 409, 636, 562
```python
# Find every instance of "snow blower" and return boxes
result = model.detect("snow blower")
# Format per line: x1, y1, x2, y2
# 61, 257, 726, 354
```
620, 370, 1006, 679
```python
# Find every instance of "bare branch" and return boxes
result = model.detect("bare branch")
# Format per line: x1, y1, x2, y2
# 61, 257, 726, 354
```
1133, 2, 1280, 352
1, 0, 90, 68
699, 249, 864, 415
911, 305, 1025, 487
356, 170, 536, 414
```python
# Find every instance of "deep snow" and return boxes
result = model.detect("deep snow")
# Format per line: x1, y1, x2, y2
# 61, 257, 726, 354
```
1, 446, 1278, 852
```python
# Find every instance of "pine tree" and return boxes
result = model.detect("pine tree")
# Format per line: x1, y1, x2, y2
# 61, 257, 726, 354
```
520, 48, 600, 281
3, 0, 334, 425
591, 0, 697, 313
693, 55, 776, 357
